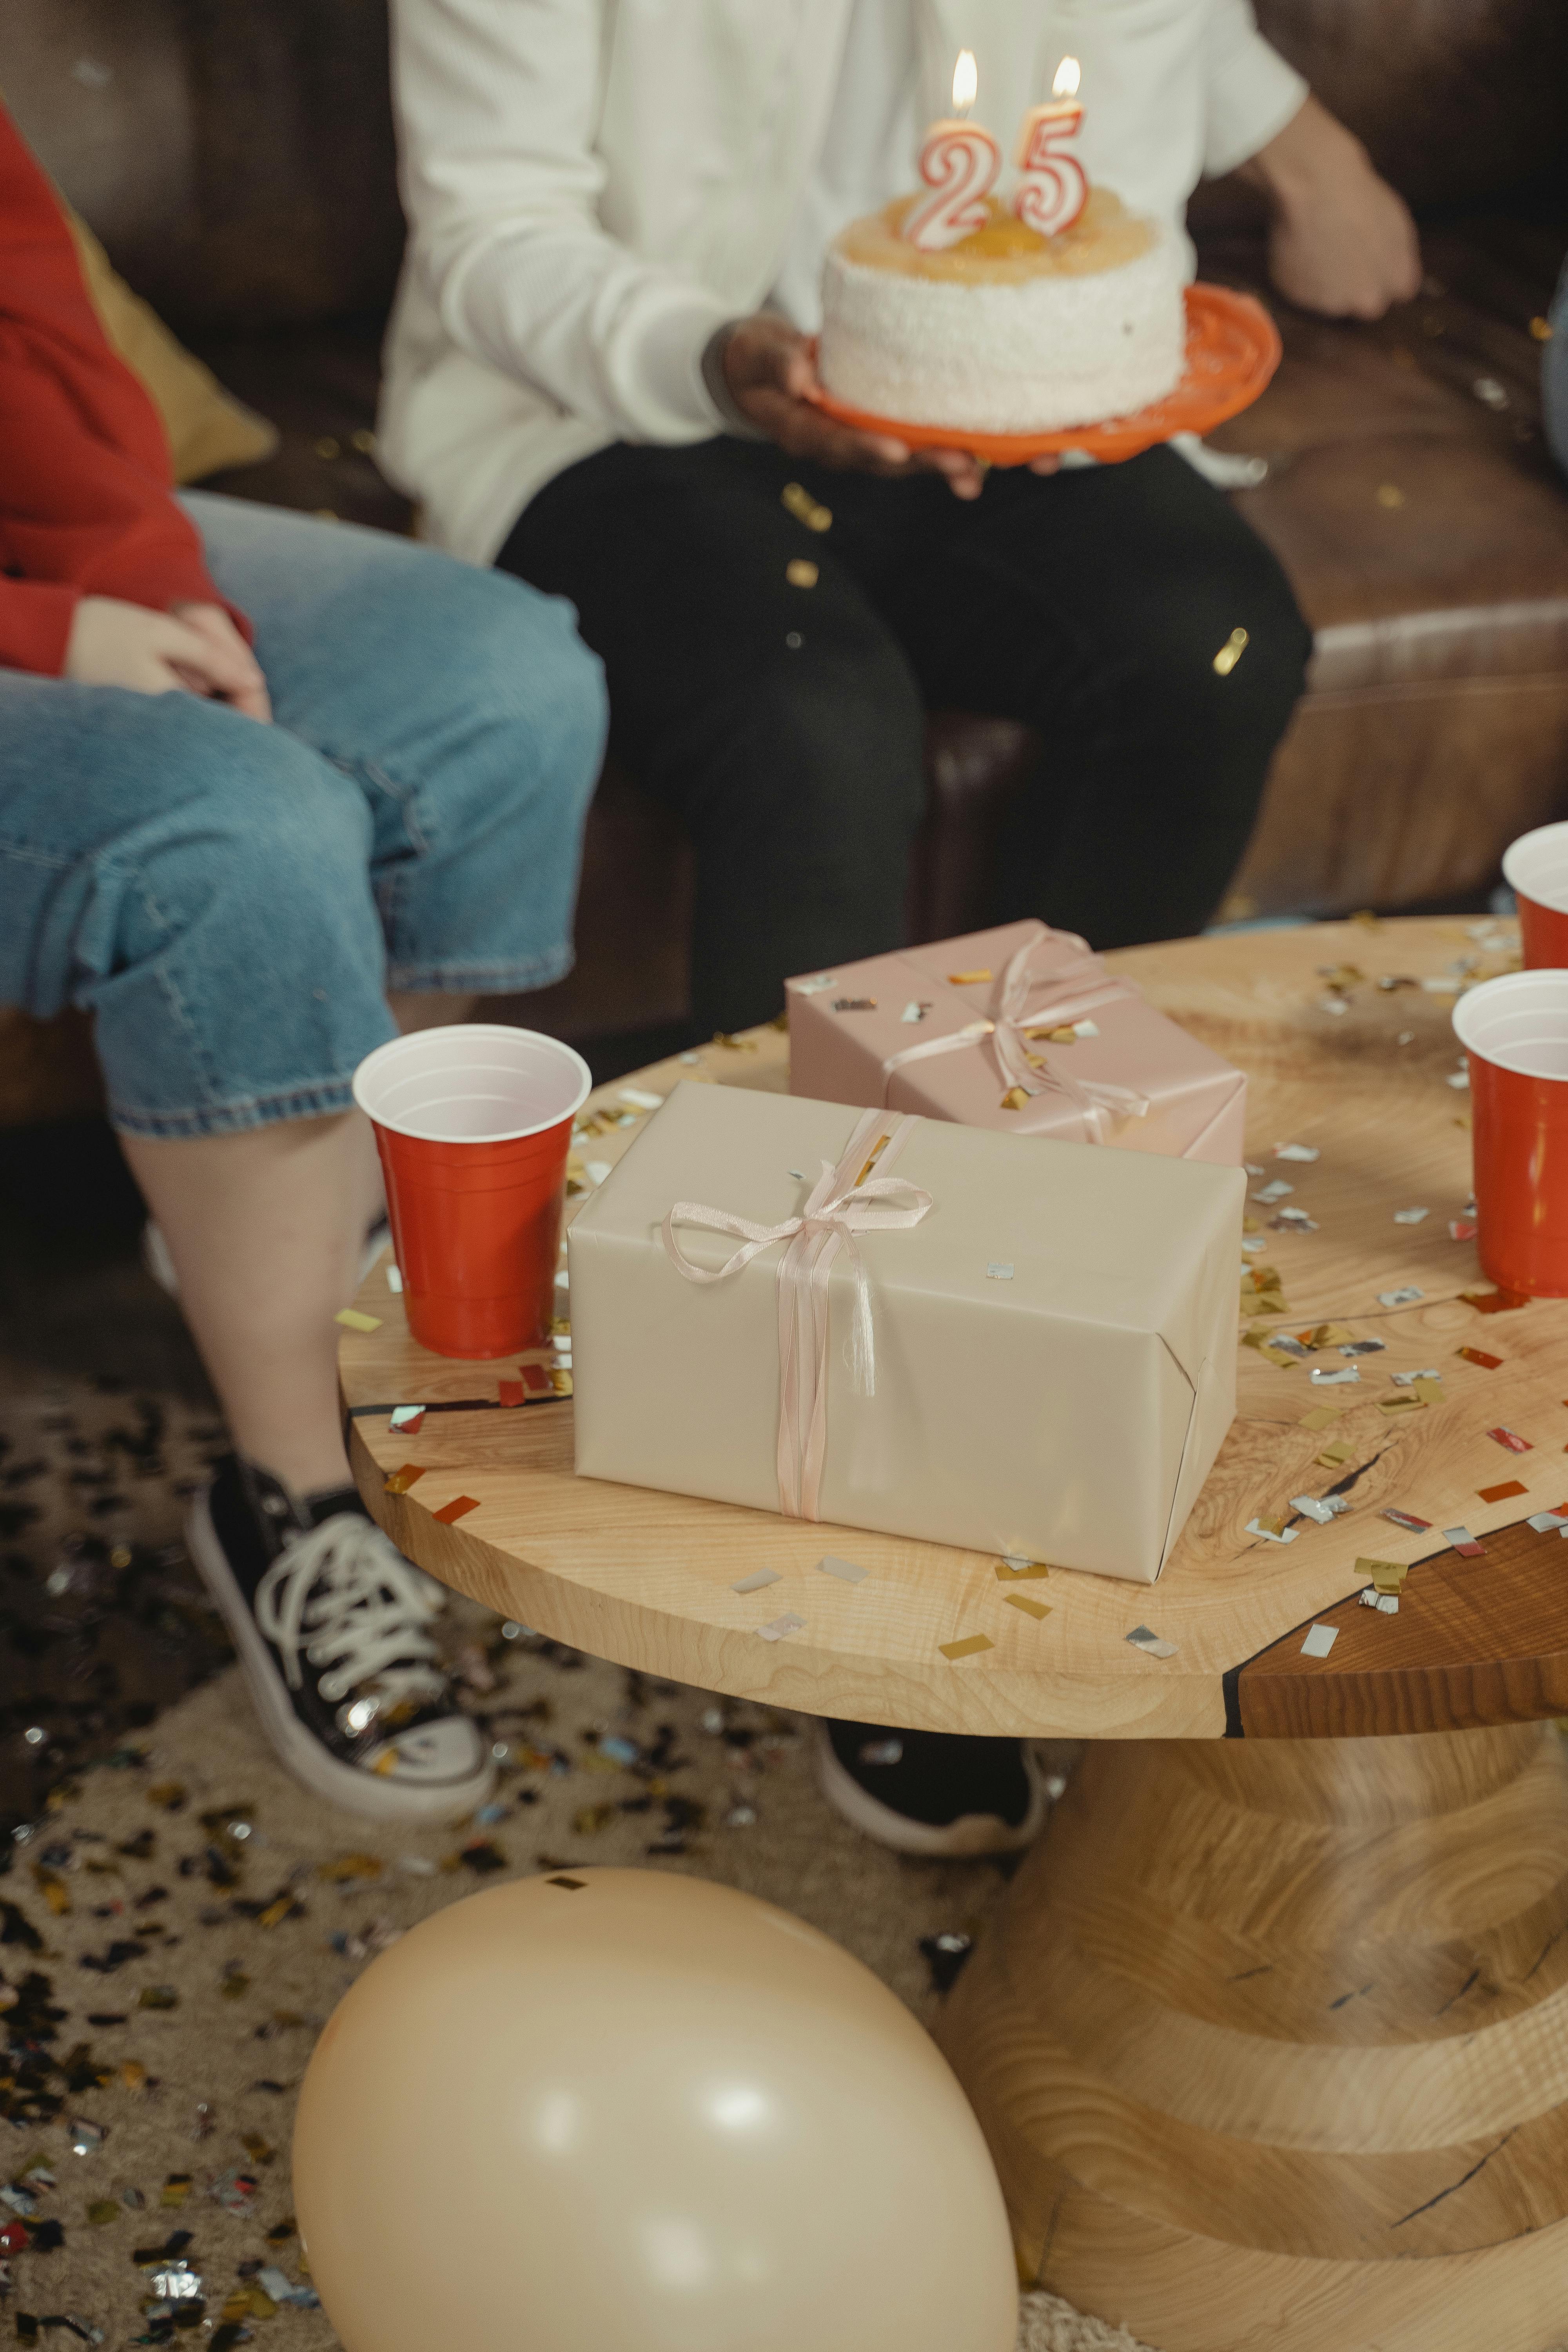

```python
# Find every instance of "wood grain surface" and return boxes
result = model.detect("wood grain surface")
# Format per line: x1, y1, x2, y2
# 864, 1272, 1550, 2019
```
342, 916, 1565, 1741
938, 1723, 1568, 2352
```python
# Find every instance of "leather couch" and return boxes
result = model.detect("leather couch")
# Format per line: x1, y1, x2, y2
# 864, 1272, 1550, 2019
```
2, 0, 1566, 1098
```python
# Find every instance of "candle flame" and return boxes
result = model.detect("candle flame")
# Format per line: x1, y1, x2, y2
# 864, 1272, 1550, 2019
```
952, 49, 978, 115
1052, 55, 1081, 99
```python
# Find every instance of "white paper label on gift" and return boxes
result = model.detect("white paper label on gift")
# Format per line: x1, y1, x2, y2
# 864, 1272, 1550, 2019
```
817, 1555, 868, 1584
732, 1568, 782, 1594
1300, 1623, 1339, 1658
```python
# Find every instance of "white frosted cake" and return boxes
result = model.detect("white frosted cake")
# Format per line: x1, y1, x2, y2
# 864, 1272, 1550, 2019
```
817, 189, 1186, 434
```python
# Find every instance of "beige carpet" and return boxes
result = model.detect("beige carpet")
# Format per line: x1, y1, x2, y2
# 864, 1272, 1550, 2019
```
2, 1577, 1147, 2350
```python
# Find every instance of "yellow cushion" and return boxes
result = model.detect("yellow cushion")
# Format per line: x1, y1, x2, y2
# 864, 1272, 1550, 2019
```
64, 206, 279, 485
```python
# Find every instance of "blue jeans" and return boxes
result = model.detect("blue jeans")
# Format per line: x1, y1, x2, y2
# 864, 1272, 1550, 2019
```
0, 494, 606, 1138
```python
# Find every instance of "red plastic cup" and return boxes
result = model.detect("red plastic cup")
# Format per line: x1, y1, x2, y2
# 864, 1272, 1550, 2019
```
1453, 972, 1568, 1297
1502, 823, 1568, 968
353, 1026, 591, 1359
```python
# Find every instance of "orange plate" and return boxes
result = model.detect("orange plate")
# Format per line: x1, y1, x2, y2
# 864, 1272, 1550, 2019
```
804, 283, 1281, 466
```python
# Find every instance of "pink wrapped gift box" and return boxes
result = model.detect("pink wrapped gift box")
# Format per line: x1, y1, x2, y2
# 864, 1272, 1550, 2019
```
788, 919, 1245, 1164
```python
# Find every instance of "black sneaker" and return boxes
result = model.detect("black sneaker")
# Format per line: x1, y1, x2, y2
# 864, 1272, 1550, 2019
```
814, 1719, 1047, 1857
188, 1455, 494, 1824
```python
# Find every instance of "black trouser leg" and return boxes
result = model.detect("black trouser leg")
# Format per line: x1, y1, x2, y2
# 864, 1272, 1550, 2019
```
499, 442, 928, 1036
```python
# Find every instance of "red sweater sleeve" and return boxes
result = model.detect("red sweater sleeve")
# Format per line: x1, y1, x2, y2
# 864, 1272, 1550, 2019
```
0, 105, 244, 676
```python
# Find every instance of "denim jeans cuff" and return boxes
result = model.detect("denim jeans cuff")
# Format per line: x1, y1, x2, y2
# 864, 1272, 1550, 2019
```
109, 1075, 361, 1142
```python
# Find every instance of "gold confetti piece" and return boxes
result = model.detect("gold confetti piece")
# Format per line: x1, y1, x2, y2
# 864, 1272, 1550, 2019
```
1254, 1510, 1290, 1538
383, 1463, 426, 1495
350, 425, 377, 453
317, 1854, 383, 1882
1000, 1085, 1030, 1111
1261, 1345, 1301, 1370
785, 558, 819, 588
335, 1307, 382, 1333
1377, 1392, 1426, 1415
1044, 1025, 1079, 1044
711, 1030, 758, 1050
120, 2061, 147, 2091
1376, 483, 1405, 508
87, 2200, 120, 2226
781, 482, 833, 531
939, 1634, 994, 1661
1413, 1377, 1443, 1403
1303, 1323, 1356, 1348
1357, 1556, 1408, 1594
432, 1494, 480, 1524
1317, 1439, 1355, 1468
1299, 1405, 1342, 1429
256, 1895, 296, 1929
372, 1750, 400, 1777
1531, 314, 1553, 342
994, 1560, 1050, 1581
314, 434, 340, 459
161, 2176, 193, 2208
147, 1781, 186, 1810
550, 1368, 574, 1395
1212, 626, 1249, 676
1003, 1593, 1051, 1621
948, 968, 993, 984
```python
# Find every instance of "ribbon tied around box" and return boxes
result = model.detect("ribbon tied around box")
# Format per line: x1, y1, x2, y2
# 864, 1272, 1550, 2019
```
661, 1109, 932, 1521
880, 923, 1149, 1140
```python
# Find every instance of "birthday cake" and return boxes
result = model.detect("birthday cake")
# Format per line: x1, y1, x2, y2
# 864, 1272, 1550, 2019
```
817, 188, 1187, 436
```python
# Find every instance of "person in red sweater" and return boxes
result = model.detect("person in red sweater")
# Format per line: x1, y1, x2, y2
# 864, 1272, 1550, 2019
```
0, 105, 606, 1825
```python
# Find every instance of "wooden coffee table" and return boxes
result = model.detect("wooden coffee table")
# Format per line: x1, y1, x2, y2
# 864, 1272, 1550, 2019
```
339, 916, 1568, 2352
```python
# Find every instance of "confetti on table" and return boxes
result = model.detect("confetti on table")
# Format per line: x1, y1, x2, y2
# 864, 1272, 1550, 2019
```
497, 1379, 526, 1408
996, 1558, 1050, 1580
948, 967, 992, 985
388, 1405, 425, 1433
1378, 1392, 1427, 1416
1457, 1345, 1503, 1370
1243, 1161, 1265, 1176
1253, 1179, 1294, 1203
1317, 1439, 1355, 1469
987, 1261, 1015, 1280
1359, 1557, 1408, 1594
583, 1160, 612, 1186
732, 1568, 781, 1594
901, 1001, 927, 1023
1391, 1367, 1439, 1385
816, 1554, 867, 1584
1259, 1333, 1310, 1359
1312, 1366, 1360, 1386
1378, 1287, 1425, 1307
1300, 1405, 1343, 1430
383, 1465, 426, 1495
1300, 1624, 1339, 1658
1487, 1427, 1532, 1454
1463, 1287, 1530, 1315
1360, 1590, 1400, 1614
1445, 1525, 1486, 1557
1450, 1218, 1478, 1242
1478, 1479, 1528, 1503
1292, 1494, 1347, 1524
1383, 1508, 1432, 1531
1306, 1324, 1357, 1348
1393, 1207, 1430, 1225
1127, 1625, 1178, 1659
1271, 1208, 1319, 1232
1528, 1512, 1568, 1534
939, 1634, 994, 1660
385, 1263, 403, 1292
432, 1495, 480, 1525
619, 1086, 663, 1110
1274, 1143, 1319, 1162
1003, 1593, 1052, 1621
1339, 1338, 1386, 1356
758, 1613, 806, 1642
782, 482, 832, 531
335, 1308, 381, 1333
1246, 1515, 1298, 1544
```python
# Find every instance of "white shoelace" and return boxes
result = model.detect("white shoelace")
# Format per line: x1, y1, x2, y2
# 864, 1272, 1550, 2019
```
254, 1515, 447, 1712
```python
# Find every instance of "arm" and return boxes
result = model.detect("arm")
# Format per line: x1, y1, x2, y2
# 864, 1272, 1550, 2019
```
0, 105, 244, 664
390, 0, 730, 439
1200, 0, 1420, 321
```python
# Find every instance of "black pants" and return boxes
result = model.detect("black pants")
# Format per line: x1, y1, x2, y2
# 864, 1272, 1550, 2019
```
500, 437, 1311, 1037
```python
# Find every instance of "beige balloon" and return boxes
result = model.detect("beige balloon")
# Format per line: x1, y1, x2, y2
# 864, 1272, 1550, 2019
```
294, 1867, 1017, 2352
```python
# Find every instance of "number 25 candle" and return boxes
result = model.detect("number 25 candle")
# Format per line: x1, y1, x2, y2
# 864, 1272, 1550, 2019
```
904, 50, 1000, 252
1013, 57, 1087, 238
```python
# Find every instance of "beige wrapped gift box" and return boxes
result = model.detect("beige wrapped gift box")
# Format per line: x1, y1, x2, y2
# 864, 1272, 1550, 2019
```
788, 918, 1247, 1163
570, 1082, 1243, 1585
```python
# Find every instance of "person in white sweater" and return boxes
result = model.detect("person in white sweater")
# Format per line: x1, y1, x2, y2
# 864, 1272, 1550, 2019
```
381, 0, 1420, 1855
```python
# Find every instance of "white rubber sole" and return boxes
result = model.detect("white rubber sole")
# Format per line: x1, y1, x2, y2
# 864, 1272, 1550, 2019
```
812, 1723, 1048, 1858
187, 1484, 494, 1827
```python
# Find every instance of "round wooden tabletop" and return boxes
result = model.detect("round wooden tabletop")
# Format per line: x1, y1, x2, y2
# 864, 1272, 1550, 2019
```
340, 913, 1568, 1742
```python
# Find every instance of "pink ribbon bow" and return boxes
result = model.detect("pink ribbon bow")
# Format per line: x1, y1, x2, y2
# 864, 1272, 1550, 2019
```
661, 1109, 932, 1521
881, 924, 1149, 1142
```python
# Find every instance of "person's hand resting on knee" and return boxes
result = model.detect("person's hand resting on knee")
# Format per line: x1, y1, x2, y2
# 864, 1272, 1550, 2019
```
64, 594, 271, 720
718, 313, 1060, 500
1241, 94, 1421, 321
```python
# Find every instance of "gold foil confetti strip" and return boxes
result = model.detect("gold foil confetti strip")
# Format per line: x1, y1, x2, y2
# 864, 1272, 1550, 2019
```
1001, 1086, 1030, 1111
995, 1559, 1050, 1580
549, 1369, 573, 1395
1299, 1405, 1342, 1430
383, 1464, 426, 1495
1357, 1557, 1408, 1595
1413, 1377, 1443, 1402
432, 1494, 480, 1525
316, 1854, 383, 1882
948, 968, 993, 985
786, 559, 819, 588
1317, 1438, 1355, 1469
1212, 626, 1249, 675
334, 1308, 381, 1333
1003, 1594, 1051, 1620
1377, 1391, 1426, 1416
781, 483, 832, 531
939, 1634, 994, 1661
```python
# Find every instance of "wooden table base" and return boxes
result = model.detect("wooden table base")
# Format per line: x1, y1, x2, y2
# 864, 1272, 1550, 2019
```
937, 1726, 1568, 2352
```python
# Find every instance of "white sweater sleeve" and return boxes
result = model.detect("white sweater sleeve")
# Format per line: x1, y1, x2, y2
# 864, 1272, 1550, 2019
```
389, 0, 728, 439
1201, 0, 1309, 179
